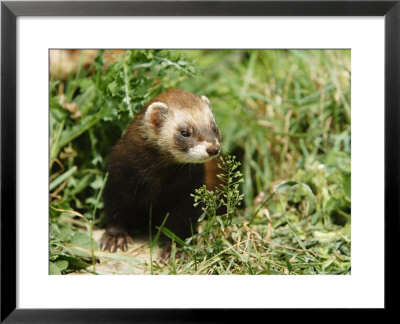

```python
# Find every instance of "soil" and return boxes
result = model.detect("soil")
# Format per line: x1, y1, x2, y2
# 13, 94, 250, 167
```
68, 230, 166, 275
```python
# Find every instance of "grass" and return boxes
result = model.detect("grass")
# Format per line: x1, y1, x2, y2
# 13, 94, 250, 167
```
49, 49, 351, 275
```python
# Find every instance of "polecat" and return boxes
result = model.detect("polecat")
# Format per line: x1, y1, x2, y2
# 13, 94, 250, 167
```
100, 89, 221, 252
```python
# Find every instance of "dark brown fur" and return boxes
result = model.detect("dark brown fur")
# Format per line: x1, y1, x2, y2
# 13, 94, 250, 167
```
100, 89, 220, 252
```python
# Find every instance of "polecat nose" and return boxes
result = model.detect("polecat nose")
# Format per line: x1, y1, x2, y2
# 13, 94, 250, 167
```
206, 144, 220, 157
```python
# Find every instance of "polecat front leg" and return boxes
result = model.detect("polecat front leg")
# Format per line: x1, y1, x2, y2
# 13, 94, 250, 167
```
99, 224, 133, 252
100, 174, 136, 252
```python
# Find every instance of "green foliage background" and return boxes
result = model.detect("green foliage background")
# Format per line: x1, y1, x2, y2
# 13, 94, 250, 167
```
50, 49, 350, 275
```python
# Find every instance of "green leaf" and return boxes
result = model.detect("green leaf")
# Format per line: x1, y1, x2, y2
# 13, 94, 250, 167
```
56, 255, 90, 271
216, 216, 225, 231
276, 181, 315, 215
90, 175, 105, 190
70, 232, 98, 257
285, 255, 293, 273
343, 173, 351, 199
276, 181, 299, 192
54, 260, 69, 271
311, 210, 322, 225
71, 232, 96, 249
49, 166, 77, 191
107, 81, 119, 95
49, 259, 69, 275
313, 230, 339, 243
49, 262, 61, 275
198, 209, 207, 222
258, 270, 282, 275
151, 213, 170, 250
69, 173, 94, 196
157, 227, 191, 249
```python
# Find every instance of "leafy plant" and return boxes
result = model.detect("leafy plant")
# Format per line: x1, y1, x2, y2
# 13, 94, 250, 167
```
190, 155, 244, 258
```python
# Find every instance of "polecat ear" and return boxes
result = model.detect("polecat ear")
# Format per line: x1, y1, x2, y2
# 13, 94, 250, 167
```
145, 102, 168, 131
201, 95, 211, 108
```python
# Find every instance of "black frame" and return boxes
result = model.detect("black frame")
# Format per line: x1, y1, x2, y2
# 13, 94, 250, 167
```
1, 0, 398, 321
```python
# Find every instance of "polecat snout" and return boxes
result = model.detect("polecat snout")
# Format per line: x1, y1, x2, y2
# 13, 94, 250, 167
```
100, 89, 221, 252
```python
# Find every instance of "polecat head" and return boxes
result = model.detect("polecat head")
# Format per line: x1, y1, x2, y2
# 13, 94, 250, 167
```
143, 89, 221, 164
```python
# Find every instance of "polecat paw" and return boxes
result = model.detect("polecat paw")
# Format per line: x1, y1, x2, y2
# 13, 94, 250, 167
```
159, 246, 184, 264
99, 228, 133, 252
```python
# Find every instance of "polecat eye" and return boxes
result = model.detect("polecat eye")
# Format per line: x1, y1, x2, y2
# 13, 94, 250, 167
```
181, 131, 190, 137
213, 126, 219, 135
